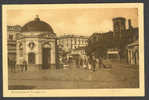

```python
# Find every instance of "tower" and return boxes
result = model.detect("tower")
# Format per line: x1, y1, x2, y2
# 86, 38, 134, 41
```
128, 19, 133, 29
112, 17, 126, 40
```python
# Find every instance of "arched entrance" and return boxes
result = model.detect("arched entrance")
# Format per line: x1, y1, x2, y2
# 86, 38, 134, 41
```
42, 43, 51, 69
28, 52, 35, 64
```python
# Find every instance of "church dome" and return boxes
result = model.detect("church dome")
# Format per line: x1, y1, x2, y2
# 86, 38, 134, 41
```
22, 15, 54, 33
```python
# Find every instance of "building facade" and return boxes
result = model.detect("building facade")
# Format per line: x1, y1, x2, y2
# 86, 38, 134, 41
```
57, 35, 88, 62
7, 25, 22, 40
57, 35, 88, 52
7, 25, 21, 63
16, 16, 57, 70
87, 17, 138, 61
127, 40, 139, 65
112, 17, 126, 40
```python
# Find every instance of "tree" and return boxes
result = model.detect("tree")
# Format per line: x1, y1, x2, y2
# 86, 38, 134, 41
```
85, 39, 110, 58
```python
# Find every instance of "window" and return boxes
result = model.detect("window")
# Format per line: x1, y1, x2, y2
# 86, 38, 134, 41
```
9, 34, 13, 40
75, 39, 77, 44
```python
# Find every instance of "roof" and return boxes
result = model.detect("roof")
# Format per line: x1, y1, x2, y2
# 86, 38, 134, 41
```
21, 16, 54, 33
112, 17, 126, 21
7, 25, 22, 32
58, 35, 89, 39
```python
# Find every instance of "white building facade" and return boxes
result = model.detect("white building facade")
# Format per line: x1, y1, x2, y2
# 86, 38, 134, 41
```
57, 35, 88, 52
16, 16, 57, 70
127, 41, 139, 65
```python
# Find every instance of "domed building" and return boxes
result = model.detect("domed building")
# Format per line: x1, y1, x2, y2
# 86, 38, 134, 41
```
16, 16, 57, 70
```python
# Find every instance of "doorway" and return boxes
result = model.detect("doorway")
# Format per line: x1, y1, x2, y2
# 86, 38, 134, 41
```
42, 48, 51, 69
28, 52, 35, 64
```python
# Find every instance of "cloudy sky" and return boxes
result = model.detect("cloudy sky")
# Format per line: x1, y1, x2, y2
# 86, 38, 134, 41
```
7, 7, 138, 36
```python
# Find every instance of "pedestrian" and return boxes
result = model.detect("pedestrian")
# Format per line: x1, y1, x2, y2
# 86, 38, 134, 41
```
21, 64, 24, 72
23, 60, 27, 72
88, 56, 95, 71
83, 57, 87, 69
10, 60, 13, 72
8, 58, 10, 68
59, 57, 63, 69
10, 60, 15, 73
98, 57, 102, 68
76, 58, 79, 68
99, 56, 106, 68
80, 58, 82, 68
13, 60, 16, 72
92, 56, 96, 72
20, 60, 24, 72
88, 58, 92, 70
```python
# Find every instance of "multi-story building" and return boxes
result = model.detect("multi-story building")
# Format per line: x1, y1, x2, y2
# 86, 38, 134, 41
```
57, 35, 88, 61
7, 25, 21, 62
87, 17, 138, 61
88, 31, 113, 44
112, 17, 138, 48
112, 17, 126, 40
7, 25, 22, 40
57, 35, 88, 52
127, 40, 139, 65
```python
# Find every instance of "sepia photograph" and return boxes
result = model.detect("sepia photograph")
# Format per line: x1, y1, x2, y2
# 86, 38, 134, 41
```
2, 3, 144, 97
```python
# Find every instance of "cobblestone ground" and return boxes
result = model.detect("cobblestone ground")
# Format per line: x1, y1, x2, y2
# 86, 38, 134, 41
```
8, 61, 139, 89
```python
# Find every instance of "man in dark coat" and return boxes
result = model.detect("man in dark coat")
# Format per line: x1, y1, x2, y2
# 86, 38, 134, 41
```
99, 56, 106, 68
89, 55, 96, 72
92, 56, 96, 72
10, 60, 13, 72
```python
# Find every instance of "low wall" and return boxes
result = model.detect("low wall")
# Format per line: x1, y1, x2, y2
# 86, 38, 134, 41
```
10, 64, 57, 72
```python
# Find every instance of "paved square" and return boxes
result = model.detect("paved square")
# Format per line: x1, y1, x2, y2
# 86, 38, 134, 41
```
8, 61, 139, 89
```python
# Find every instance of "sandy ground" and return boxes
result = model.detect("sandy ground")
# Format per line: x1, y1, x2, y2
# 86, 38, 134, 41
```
8, 61, 139, 89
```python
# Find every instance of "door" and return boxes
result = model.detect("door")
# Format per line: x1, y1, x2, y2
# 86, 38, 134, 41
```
42, 48, 51, 69
28, 52, 35, 64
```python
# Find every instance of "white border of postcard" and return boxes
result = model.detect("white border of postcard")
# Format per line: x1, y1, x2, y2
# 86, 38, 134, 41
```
2, 3, 144, 97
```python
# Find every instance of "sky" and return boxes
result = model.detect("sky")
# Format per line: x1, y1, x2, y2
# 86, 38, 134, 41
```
7, 8, 138, 36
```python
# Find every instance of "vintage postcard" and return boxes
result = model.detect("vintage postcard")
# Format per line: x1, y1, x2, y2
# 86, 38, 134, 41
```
2, 3, 144, 97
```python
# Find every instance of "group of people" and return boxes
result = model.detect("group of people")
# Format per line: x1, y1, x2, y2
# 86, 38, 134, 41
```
9, 56, 109, 72
9, 59, 28, 73
58, 55, 107, 72
77, 56, 107, 72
